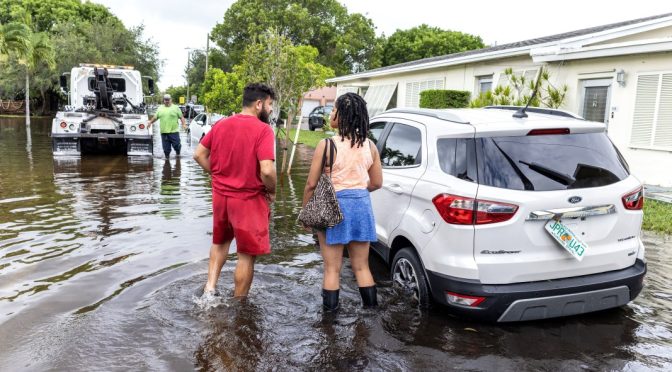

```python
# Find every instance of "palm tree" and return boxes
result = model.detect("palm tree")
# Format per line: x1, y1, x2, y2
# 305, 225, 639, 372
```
0, 22, 30, 59
22, 31, 55, 125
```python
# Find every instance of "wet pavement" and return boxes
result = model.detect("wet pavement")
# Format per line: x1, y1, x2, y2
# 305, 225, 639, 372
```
1, 117, 671, 371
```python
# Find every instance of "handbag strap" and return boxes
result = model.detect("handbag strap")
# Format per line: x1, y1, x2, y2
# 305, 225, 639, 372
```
320, 138, 337, 176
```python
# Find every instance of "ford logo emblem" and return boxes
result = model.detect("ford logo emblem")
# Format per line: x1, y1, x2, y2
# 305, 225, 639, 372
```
568, 196, 582, 204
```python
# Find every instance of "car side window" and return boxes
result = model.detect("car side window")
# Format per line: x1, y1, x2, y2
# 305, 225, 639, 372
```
437, 137, 476, 181
368, 122, 386, 145
381, 123, 422, 167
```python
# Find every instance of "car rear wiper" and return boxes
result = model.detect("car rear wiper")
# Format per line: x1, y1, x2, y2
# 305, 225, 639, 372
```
491, 140, 534, 190
519, 161, 576, 186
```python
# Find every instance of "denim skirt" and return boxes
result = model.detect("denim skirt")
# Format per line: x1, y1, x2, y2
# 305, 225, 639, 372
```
326, 189, 377, 245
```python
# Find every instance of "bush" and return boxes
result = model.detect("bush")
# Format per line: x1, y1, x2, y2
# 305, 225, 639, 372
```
419, 89, 471, 109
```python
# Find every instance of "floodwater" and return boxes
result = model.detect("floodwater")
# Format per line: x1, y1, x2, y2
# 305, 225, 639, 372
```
1, 117, 671, 371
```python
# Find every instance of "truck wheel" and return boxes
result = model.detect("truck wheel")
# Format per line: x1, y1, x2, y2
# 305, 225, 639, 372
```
392, 248, 431, 307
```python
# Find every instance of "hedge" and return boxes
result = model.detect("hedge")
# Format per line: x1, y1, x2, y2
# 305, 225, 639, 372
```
419, 89, 471, 109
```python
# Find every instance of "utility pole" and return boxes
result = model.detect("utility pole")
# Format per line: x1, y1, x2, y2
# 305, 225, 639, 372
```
185, 48, 191, 105
205, 33, 209, 79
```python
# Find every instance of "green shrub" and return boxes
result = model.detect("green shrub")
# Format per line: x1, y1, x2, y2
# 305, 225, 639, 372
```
419, 89, 471, 109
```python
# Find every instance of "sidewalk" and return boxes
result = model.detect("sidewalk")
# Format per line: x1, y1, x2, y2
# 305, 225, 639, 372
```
644, 185, 672, 204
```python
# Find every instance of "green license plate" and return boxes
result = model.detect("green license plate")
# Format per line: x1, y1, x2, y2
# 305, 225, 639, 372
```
545, 219, 587, 261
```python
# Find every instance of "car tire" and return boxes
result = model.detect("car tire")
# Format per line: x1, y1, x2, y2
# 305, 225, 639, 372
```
392, 248, 431, 308
309, 124, 316, 131
199, 134, 204, 143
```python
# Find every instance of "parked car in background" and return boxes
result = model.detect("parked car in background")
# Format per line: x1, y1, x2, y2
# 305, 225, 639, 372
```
308, 105, 333, 131
189, 113, 225, 142
368, 106, 646, 322
193, 105, 205, 114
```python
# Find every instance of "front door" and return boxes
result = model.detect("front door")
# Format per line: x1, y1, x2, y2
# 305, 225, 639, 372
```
580, 79, 613, 127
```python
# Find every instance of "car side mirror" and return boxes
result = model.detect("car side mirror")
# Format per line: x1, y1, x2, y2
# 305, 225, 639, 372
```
59, 75, 68, 93
147, 79, 155, 96
197, 120, 204, 126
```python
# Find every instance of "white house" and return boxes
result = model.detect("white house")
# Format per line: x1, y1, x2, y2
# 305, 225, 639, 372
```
327, 13, 672, 186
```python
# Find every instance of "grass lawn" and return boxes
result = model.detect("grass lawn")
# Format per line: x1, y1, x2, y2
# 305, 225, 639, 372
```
275, 128, 333, 148
643, 199, 672, 235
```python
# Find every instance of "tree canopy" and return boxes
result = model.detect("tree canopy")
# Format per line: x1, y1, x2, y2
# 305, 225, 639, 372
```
381, 24, 485, 67
203, 30, 334, 120
0, 0, 161, 113
209, 0, 380, 76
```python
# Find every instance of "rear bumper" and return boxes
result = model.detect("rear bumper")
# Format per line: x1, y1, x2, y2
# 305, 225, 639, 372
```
426, 259, 646, 322
52, 133, 152, 140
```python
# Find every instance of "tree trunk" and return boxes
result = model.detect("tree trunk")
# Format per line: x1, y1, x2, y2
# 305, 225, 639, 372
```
25, 72, 30, 125
40, 89, 47, 115
280, 108, 293, 174
286, 98, 304, 175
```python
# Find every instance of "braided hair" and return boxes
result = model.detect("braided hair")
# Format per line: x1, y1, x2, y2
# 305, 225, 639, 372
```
335, 92, 369, 148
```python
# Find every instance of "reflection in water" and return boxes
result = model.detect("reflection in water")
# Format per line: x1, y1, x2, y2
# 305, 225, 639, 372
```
0, 117, 671, 370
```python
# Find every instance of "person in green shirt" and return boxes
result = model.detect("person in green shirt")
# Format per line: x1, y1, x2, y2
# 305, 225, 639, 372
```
147, 94, 187, 158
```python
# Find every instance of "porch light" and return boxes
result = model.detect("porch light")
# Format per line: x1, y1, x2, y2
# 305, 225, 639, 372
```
616, 69, 626, 87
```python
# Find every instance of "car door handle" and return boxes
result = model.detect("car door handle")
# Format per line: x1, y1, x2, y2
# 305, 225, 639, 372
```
385, 184, 404, 194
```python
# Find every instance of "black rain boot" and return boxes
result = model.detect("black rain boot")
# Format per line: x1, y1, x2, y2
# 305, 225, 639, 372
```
322, 289, 339, 312
359, 286, 378, 308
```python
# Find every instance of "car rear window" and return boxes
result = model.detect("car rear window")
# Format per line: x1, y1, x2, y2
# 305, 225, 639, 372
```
477, 132, 630, 191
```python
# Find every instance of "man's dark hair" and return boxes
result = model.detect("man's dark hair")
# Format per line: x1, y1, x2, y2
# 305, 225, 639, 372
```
335, 92, 369, 148
242, 83, 276, 107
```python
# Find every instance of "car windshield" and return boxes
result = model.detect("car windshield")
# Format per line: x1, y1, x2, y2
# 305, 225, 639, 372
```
477, 132, 630, 191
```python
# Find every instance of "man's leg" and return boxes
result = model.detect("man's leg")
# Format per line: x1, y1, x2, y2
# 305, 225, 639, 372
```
205, 241, 232, 292
234, 252, 256, 297
206, 193, 233, 293
161, 133, 171, 158
170, 132, 182, 156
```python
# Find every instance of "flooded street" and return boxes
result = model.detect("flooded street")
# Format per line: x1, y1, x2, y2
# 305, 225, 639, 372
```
1, 117, 671, 371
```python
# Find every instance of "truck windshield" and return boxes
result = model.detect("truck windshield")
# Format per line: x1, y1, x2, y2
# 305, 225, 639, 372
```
477, 132, 630, 191
88, 77, 126, 92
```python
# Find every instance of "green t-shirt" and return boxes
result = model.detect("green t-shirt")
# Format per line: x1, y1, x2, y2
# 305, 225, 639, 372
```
154, 104, 183, 133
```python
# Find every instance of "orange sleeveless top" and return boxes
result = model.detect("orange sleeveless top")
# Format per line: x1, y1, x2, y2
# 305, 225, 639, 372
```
329, 136, 373, 192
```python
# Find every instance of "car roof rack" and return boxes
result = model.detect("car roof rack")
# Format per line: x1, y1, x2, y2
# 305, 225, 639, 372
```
484, 106, 584, 119
380, 108, 470, 124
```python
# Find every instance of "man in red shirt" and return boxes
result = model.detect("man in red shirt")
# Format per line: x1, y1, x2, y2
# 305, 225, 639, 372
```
193, 83, 277, 298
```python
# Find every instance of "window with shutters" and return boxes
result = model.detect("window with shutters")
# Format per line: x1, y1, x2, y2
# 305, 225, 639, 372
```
476, 75, 493, 94
630, 72, 672, 150
404, 79, 444, 108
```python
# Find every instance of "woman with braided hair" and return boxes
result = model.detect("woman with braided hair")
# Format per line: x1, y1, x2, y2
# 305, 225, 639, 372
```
301, 92, 383, 311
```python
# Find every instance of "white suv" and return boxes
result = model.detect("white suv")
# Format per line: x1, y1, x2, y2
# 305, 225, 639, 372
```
369, 106, 646, 322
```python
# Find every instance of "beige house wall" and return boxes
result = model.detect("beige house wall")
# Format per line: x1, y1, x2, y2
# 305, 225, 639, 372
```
335, 52, 672, 185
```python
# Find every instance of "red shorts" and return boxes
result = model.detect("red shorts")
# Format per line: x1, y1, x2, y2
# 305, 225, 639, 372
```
212, 193, 271, 256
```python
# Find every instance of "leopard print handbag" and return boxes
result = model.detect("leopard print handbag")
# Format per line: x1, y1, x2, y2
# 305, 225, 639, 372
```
298, 138, 344, 229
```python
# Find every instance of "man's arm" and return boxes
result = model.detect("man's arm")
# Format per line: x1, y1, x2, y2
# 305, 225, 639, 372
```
147, 114, 158, 129
259, 159, 276, 203
193, 143, 211, 173
180, 116, 187, 130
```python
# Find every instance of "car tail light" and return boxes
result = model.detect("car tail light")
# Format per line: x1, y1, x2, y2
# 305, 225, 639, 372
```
432, 194, 475, 225
139, 124, 145, 129
446, 291, 486, 307
60, 121, 67, 128
622, 187, 644, 210
432, 194, 518, 225
527, 128, 570, 135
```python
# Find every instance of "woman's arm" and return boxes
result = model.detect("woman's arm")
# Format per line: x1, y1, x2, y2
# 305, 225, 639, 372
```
367, 141, 383, 192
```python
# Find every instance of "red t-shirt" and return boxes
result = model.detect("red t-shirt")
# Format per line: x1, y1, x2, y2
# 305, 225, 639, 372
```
201, 114, 275, 199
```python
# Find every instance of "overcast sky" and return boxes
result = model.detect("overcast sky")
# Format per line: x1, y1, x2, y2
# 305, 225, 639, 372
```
92, 0, 672, 88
